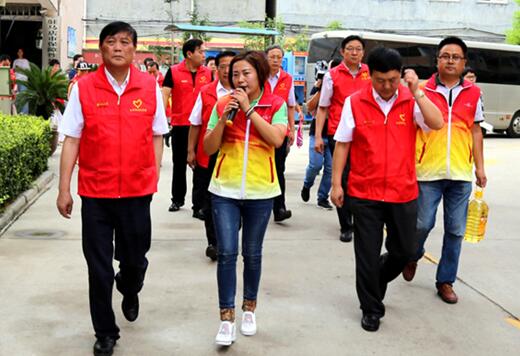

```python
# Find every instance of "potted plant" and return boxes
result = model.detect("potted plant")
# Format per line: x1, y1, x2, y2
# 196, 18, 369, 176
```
15, 62, 68, 154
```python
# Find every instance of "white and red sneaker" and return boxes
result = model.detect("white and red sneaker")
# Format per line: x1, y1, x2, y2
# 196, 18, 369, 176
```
215, 321, 236, 346
240, 311, 257, 336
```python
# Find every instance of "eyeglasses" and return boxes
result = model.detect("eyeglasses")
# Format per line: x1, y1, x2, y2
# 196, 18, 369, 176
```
438, 54, 465, 62
345, 47, 363, 52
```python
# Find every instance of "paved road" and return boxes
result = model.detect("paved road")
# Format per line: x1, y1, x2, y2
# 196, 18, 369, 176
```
0, 134, 519, 355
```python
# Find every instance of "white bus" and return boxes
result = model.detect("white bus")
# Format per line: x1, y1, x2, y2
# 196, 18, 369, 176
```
307, 31, 520, 137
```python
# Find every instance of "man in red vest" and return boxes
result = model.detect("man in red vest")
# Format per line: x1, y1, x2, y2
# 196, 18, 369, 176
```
265, 44, 296, 222
314, 35, 371, 243
187, 51, 235, 260
331, 47, 443, 332
57, 22, 169, 355
402, 37, 487, 304
147, 61, 164, 87
162, 39, 212, 212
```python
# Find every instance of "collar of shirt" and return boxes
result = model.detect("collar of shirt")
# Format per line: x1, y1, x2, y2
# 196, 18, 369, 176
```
217, 81, 231, 98
104, 67, 130, 96
268, 69, 281, 89
372, 88, 398, 116
342, 62, 362, 76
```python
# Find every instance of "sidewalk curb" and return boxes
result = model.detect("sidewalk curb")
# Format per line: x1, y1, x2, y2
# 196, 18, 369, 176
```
0, 171, 55, 237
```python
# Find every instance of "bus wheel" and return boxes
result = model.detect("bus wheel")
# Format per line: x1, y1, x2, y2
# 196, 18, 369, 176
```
506, 114, 520, 138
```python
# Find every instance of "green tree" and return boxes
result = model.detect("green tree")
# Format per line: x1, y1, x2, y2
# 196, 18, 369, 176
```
238, 17, 287, 51
326, 20, 343, 31
506, 0, 520, 44
183, 1, 212, 42
285, 27, 310, 52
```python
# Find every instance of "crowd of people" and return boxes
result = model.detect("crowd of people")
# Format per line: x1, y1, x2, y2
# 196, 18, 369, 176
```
54, 21, 487, 356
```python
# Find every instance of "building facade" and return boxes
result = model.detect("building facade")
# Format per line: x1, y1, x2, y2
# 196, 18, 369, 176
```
0, 0, 85, 69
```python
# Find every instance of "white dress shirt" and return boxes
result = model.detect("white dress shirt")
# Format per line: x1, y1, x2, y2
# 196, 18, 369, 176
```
188, 81, 231, 125
60, 68, 169, 138
268, 69, 296, 106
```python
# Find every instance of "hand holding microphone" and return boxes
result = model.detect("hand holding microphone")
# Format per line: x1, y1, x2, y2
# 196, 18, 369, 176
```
226, 86, 248, 125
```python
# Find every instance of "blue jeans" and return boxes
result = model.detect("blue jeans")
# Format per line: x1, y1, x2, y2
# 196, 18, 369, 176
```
414, 180, 472, 284
303, 135, 332, 202
211, 194, 273, 309
17, 83, 29, 114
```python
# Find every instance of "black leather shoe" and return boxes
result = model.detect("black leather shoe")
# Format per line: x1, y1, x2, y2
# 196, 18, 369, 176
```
274, 209, 292, 222
122, 294, 139, 322
361, 314, 380, 332
168, 202, 181, 212
192, 209, 205, 220
339, 230, 353, 243
205, 245, 218, 261
301, 186, 310, 202
93, 336, 117, 356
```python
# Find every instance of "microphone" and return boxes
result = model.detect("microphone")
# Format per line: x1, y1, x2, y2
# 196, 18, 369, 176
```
226, 86, 246, 123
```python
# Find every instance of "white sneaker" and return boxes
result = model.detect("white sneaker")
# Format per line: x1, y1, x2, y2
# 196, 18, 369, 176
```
215, 321, 236, 346
240, 311, 257, 336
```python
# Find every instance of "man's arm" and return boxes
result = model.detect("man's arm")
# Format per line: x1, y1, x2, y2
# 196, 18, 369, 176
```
331, 141, 351, 207
153, 135, 164, 181
287, 105, 295, 146
161, 86, 172, 112
404, 69, 444, 130
472, 123, 487, 187
314, 106, 328, 153
187, 125, 201, 168
57, 136, 80, 218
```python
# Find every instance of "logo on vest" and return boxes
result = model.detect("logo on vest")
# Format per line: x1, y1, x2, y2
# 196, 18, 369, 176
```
361, 72, 369, 80
200, 75, 208, 83
464, 102, 474, 109
96, 102, 109, 107
396, 113, 407, 126
130, 98, 147, 112
279, 83, 287, 90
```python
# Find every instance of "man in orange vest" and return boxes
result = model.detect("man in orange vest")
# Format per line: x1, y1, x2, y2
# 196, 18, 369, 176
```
162, 39, 212, 212
402, 37, 487, 304
187, 50, 235, 260
331, 47, 443, 332
265, 44, 296, 222
314, 35, 371, 243
57, 22, 169, 355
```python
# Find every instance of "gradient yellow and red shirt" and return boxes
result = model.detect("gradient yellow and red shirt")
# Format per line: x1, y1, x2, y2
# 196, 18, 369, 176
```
207, 90, 287, 200
416, 75, 483, 182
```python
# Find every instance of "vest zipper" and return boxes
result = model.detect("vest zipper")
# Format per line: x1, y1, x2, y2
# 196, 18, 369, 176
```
240, 119, 252, 199
118, 93, 122, 197
446, 104, 453, 179
383, 114, 388, 202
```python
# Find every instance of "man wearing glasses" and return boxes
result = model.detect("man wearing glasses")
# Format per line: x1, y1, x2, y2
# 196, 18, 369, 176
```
314, 35, 371, 243
402, 36, 487, 304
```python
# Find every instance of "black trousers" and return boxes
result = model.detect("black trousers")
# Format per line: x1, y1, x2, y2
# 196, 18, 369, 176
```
349, 197, 418, 317
273, 136, 289, 213
171, 125, 190, 205
192, 154, 217, 246
328, 135, 353, 233
81, 195, 152, 338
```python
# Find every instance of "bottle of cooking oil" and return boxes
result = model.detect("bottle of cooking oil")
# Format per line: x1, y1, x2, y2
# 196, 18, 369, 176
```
464, 188, 489, 243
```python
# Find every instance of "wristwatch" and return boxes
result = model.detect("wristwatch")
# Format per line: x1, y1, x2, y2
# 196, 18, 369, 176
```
415, 89, 425, 99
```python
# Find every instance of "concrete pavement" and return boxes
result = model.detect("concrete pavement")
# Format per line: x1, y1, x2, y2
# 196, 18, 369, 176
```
0, 135, 519, 355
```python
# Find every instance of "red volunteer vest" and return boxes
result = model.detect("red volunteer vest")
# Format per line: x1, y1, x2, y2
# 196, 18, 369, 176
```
169, 61, 211, 126
77, 65, 158, 198
348, 84, 418, 203
265, 69, 293, 103
328, 63, 370, 135
196, 80, 219, 168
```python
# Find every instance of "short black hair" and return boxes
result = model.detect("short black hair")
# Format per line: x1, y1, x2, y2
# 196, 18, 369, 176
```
205, 56, 215, 65
147, 61, 159, 69
266, 44, 284, 56
99, 21, 138, 47
367, 47, 402, 75
183, 38, 204, 58
73, 54, 82, 62
341, 35, 365, 50
0, 54, 11, 62
144, 57, 154, 66
228, 51, 270, 90
49, 59, 60, 66
463, 66, 476, 77
215, 51, 236, 66
438, 36, 467, 56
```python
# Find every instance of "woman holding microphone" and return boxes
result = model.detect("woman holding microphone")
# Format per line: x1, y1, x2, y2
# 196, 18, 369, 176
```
204, 51, 288, 346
